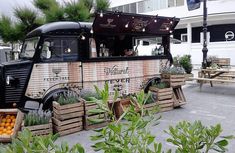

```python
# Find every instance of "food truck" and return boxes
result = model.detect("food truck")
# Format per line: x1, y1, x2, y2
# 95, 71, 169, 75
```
0, 11, 179, 109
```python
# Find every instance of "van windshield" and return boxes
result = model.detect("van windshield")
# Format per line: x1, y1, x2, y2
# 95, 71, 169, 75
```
20, 37, 39, 59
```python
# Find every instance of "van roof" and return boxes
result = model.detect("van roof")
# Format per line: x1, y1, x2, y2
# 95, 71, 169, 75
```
27, 21, 92, 37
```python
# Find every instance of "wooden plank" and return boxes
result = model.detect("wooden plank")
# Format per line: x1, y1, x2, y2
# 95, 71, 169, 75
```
52, 117, 82, 126
53, 101, 83, 111
54, 122, 82, 131
53, 111, 84, 121
189, 77, 235, 83
160, 107, 174, 112
158, 95, 172, 101
55, 126, 83, 136
53, 107, 84, 115
159, 103, 173, 108
158, 99, 174, 105
22, 122, 52, 131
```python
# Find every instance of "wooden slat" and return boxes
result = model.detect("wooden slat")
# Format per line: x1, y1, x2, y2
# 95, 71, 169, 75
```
52, 117, 82, 126
189, 77, 235, 83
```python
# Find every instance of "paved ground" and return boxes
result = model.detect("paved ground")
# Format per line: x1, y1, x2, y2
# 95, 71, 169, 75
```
56, 81, 235, 152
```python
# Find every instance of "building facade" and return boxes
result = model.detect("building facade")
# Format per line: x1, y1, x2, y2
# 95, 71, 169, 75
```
110, 0, 235, 65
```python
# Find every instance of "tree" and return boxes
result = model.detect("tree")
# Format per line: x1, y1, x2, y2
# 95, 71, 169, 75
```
0, 0, 111, 45
64, 1, 90, 21
95, 0, 110, 12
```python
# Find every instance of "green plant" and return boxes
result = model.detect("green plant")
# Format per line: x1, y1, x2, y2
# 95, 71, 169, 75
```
165, 120, 234, 153
161, 66, 185, 75
179, 55, 193, 74
86, 82, 119, 123
80, 89, 101, 101
24, 111, 51, 126
152, 82, 170, 89
0, 129, 85, 153
91, 90, 163, 153
57, 92, 79, 105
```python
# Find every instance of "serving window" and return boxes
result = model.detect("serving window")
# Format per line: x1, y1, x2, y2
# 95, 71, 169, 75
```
89, 35, 168, 58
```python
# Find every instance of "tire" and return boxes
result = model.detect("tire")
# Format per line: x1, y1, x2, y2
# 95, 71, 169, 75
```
143, 77, 161, 93
42, 88, 77, 110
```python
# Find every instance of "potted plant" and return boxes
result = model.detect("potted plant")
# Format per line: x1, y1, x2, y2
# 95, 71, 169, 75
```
22, 111, 52, 136
149, 82, 174, 112
80, 84, 115, 130
160, 66, 185, 87
179, 55, 193, 80
52, 92, 84, 136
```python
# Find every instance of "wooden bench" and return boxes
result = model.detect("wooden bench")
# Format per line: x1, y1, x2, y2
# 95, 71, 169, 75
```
189, 77, 235, 90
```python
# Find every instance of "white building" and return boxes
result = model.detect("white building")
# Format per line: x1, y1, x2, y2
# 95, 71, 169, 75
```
110, 0, 235, 65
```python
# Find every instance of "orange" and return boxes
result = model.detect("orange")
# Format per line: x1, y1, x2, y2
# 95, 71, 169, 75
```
0, 122, 5, 127
11, 118, 16, 123
5, 122, 10, 127
6, 115, 11, 119
6, 126, 12, 130
0, 131, 3, 135
2, 129, 7, 133
10, 115, 16, 120
10, 123, 15, 127
1, 118, 6, 123
6, 130, 12, 135
6, 119, 11, 123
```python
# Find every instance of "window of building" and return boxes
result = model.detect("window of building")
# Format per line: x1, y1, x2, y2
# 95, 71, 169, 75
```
138, 1, 145, 13
130, 3, 137, 13
168, 0, 184, 7
181, 34, 188, 42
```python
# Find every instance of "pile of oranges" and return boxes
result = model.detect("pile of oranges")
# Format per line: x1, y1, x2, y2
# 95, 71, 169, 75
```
0, 114, 16, 136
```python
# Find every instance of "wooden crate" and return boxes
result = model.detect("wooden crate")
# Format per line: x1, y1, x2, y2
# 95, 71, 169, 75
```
52, 101, 84, 136
53, 102, 84, 121
173, 87, 186, 107
22, 120, 53, 136
149, 87, 174, 112
0, 109, 24, 142
161, 74, 185, 87
52, 117, 83, 136
84, 101, 109, 130
143, 102, 158, 111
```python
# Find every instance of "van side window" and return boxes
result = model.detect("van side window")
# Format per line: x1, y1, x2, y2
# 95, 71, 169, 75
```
40, 37, 78, 62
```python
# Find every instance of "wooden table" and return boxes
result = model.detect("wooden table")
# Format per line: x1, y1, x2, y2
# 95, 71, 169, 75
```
199, 68, 235, 89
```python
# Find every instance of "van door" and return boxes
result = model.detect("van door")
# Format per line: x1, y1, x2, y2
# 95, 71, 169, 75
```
25, 36, 83, 100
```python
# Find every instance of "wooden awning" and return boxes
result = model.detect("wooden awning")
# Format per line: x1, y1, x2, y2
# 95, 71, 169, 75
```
92, 11, 180, 36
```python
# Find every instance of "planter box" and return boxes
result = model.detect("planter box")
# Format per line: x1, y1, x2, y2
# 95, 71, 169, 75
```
22, 120, 52, 136
149, 87, 174, 112
161, 73, 185, 87
52, 101, 84, 136
52, 117, 83, 136
84, 101, 109, 130
173, 87, 187, 107
185, 73, 194, 81
143, 102, 158, 111
0, 109, 24, 142
113, 98, 140, 119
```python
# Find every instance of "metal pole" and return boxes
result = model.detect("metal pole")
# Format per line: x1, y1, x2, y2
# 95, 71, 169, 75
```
202, 0, 208, 68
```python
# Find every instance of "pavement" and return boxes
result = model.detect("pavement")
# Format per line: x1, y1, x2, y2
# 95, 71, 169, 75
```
56, 81, 235, 152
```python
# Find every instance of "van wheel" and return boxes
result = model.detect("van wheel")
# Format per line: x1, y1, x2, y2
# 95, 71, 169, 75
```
143, 77, 161, 93
42, 88, 77, 110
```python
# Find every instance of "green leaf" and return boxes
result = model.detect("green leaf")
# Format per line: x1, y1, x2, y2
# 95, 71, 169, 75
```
87, 108, 106, 114
87, 118, 105, 124
215, 139, 228, 147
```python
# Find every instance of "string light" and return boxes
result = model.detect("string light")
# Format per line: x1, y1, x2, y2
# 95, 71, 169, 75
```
154, 19, 157, 23
125, 23, 129, 28
166, 27, 169, 31
142, 28, 145, 32
100, 12, 103, 17
90, 29, 93, 34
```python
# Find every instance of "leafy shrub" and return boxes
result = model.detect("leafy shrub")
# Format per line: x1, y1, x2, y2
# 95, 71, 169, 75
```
165, 120, 234, 153
179, 54, 193, 74
24, 111, 51, 126
152, 82, 170, 89
80, 89, 101, 101
0, 129, 85, 153
57, 91, 79, 105
161, 66, 185, 75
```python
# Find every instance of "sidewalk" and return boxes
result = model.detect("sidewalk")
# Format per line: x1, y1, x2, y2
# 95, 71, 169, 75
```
56, 81, 235, 152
